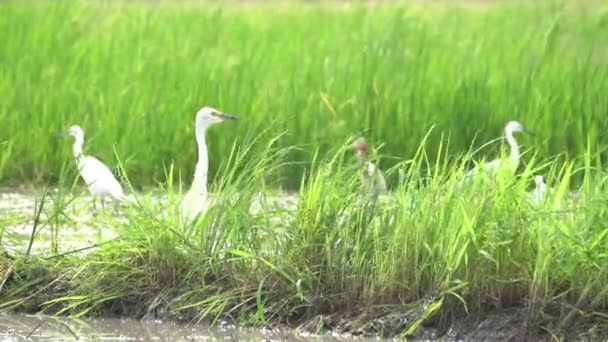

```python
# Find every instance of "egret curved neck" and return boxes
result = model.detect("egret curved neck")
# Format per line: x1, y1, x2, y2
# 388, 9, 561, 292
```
505, 129, 519, 163
192, 128, 209, 196
72, 134, 84, 160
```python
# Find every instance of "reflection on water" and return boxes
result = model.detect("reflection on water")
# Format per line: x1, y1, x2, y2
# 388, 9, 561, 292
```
0, 313, 303, 341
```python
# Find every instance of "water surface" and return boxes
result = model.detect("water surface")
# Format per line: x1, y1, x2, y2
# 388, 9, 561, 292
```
0, 189, 298, 257
0, 313, 362, 341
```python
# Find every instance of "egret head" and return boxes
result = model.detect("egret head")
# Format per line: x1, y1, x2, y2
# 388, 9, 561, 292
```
349, 137, 369, 161
195, 107, 238, 131
534, 175, 545, 187
505, 121, 533, 136
58, 125, 84, 139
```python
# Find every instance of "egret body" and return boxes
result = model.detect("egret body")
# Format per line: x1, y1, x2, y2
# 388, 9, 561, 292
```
182, 107, 238, 220
530, 175, 547, 205
464, 121, 532, 180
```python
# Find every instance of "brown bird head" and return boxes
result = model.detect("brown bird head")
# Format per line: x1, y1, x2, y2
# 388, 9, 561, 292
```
349, 137, 369, 162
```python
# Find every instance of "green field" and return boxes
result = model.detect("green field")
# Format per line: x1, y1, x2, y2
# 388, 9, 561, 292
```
2, 0, 608, 339
1, 1, 607, 187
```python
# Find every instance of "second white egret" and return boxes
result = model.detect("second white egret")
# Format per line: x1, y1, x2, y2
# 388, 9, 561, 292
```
182, 107, 238, 221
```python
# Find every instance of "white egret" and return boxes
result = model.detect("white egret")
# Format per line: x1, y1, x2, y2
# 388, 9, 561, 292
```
349, 137, 387, 196
463, 121, 533, 181
530, 175, 548, 205
182, 107, 238, 220
59, 125, 127, 209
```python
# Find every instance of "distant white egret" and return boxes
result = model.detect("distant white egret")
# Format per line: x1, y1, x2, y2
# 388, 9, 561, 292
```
530, 175, 548, 205
182, 107, 238, 220
463, 121, 533, 181
59, 125, 126, 209
349, 137, 387, 196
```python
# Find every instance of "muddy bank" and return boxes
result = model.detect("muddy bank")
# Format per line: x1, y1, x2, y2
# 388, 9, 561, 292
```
0, 255, 604, 342
298, 306, 606, 340
2, 302, 605, 340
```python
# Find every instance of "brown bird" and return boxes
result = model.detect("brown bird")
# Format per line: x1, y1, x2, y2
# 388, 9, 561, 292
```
349, 137, 387, 196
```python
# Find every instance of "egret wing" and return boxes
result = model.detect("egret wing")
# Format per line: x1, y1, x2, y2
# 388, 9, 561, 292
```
79, 156, 125, 199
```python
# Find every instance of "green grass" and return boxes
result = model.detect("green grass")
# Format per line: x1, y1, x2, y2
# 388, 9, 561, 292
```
2, 137, 608, 337
2, 0, 608, 339
0, 1, 607, 187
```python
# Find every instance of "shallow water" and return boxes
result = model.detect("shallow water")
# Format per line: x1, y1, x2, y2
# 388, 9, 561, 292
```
0, 313, 374, 341
0, 313, 275, 341
1, 190, 121, 257
0, 189, 299, 257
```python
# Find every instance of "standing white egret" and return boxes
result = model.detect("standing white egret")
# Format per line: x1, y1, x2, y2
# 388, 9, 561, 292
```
182, 107, 238, 220
463, 121, 533, 180
59, 125, 126, 209
349, 137, 387, 196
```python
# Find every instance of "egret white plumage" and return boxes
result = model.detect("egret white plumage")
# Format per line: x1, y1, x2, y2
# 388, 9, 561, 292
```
349, 137, 387, 196
463, 121, 533, 180
182, 107, 238, 220
530, 175, 548, 205
59, 125, 126, 208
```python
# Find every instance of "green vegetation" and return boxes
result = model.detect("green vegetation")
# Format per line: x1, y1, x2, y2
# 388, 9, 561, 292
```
0, 1, 607, 187
2, 139, 608, 338
2, 0, 608, 339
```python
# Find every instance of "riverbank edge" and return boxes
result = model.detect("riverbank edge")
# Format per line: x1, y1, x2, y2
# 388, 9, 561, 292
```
1, 254, 606, 340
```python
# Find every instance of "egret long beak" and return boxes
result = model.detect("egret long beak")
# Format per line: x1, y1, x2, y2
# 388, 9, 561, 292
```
524, 129, 535, 137
219, 113, 238, 121
55, 131, 69, 138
